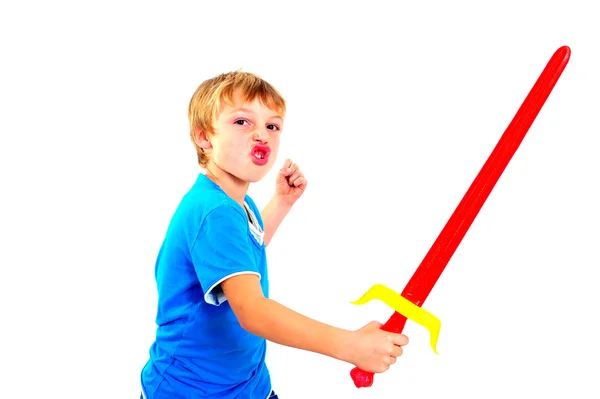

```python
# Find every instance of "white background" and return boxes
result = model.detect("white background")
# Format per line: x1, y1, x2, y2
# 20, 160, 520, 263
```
1, 1, 599, 398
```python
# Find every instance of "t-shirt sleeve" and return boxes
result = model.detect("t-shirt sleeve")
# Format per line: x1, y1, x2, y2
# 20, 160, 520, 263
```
191, 204, 260, 306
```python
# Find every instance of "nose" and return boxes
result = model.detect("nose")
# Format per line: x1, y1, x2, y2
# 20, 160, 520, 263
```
253, 127, 269, 143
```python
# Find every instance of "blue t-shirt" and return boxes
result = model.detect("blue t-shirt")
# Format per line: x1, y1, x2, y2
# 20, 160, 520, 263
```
141, 173, 271, 399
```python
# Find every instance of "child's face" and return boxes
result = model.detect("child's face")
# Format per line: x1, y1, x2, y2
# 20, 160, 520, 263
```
208, 92, 283, 183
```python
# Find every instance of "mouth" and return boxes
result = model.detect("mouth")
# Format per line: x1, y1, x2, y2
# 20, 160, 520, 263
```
251, 144, 271, 165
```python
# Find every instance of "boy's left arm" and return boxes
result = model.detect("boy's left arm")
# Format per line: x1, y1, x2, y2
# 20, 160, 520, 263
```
261, 159, 307, 247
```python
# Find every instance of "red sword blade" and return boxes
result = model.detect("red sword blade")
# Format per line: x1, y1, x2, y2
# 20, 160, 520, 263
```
351, 45, 571, 388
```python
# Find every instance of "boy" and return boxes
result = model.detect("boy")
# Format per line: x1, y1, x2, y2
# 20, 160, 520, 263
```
140, 71, 409, 398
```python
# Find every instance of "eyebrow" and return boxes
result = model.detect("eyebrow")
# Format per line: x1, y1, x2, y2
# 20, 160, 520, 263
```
229, 107, 283, 122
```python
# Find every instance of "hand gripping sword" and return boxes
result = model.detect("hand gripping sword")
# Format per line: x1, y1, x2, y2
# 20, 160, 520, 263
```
350, 46, 571, 388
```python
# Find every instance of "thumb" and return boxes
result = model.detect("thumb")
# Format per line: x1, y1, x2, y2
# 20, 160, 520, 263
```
368, 320, 383, 329
276, 167, 289, 184
280, 165, 292, 176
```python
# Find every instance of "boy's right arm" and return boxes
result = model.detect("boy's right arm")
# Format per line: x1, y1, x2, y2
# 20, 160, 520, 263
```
221, 274, 408, 373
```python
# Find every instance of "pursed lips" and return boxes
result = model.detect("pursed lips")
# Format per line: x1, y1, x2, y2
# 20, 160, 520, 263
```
251, 144, 271, 160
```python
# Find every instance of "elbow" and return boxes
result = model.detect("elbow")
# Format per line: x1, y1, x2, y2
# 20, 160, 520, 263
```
234, 298, 265, 335
237, 311, 254, 333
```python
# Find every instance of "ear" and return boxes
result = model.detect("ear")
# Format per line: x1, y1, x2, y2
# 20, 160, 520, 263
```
193, 129, 212, 150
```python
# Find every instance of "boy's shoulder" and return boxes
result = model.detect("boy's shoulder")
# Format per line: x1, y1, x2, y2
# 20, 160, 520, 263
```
179, 173, 245, 219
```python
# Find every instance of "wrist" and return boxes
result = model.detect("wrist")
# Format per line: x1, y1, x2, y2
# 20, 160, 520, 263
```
272, 194, 294, 210
334, 328, 356, 364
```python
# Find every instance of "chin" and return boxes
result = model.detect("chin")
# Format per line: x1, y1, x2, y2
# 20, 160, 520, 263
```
246, 168, 271, 183
246, 173, 268, 183
237, 162, 274, 183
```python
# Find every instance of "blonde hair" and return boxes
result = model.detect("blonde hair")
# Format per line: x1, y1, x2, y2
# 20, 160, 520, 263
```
188, 70, 286, 168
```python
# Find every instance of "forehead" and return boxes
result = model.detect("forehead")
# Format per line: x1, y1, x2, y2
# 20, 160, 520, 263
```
221, 92, 284, 119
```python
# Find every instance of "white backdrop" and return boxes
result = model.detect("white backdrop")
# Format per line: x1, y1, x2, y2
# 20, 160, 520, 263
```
1, 1, 598, 398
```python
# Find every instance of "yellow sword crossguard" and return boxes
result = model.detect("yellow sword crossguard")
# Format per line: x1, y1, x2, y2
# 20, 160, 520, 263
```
351, 284, 441, 354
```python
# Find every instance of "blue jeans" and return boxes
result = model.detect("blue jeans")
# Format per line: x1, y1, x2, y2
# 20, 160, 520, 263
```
140, 390, 279, 398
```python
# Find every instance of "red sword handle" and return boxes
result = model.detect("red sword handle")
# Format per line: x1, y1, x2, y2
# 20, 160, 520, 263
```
351, 45, 571, 388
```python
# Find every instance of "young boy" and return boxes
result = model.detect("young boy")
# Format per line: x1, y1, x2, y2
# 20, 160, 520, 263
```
140, 71, 409, 398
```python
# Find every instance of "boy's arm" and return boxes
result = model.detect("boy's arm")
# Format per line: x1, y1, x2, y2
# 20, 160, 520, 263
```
222, 273, 351, 360
221, 274, 409, 373
261, 196, 292, 247
261, 159, 307, 247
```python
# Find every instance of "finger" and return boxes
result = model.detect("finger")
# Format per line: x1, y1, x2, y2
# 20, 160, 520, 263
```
281, 159, 294, 174
392, 333, 409, 346
385, 343, 394, 355
279, 165, 292, 176
281, 167, 295, 177
287, 170, 303, 184
374, 363, 390, 374
288, 162, 298, 175
386, 356, 397, 365
287, 170, 302, 181
290, 177, 307, 188
391, 345, 404, 358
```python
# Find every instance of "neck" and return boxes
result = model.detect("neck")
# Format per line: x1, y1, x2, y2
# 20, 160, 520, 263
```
205, 164, 249, 207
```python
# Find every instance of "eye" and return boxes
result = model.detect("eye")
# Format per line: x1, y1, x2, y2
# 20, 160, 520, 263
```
234, 119, 249, 126
266, 124, 280, 131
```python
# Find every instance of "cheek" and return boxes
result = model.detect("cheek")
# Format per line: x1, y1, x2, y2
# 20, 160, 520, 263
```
269, 144, 280, 163
270, 135, 281, 153
214, 140, 243, 158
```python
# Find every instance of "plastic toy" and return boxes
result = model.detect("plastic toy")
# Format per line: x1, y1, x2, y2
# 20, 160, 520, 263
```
350, 45, 571, 388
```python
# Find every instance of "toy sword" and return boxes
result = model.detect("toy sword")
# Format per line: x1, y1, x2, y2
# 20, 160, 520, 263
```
350, 45, 571, 388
